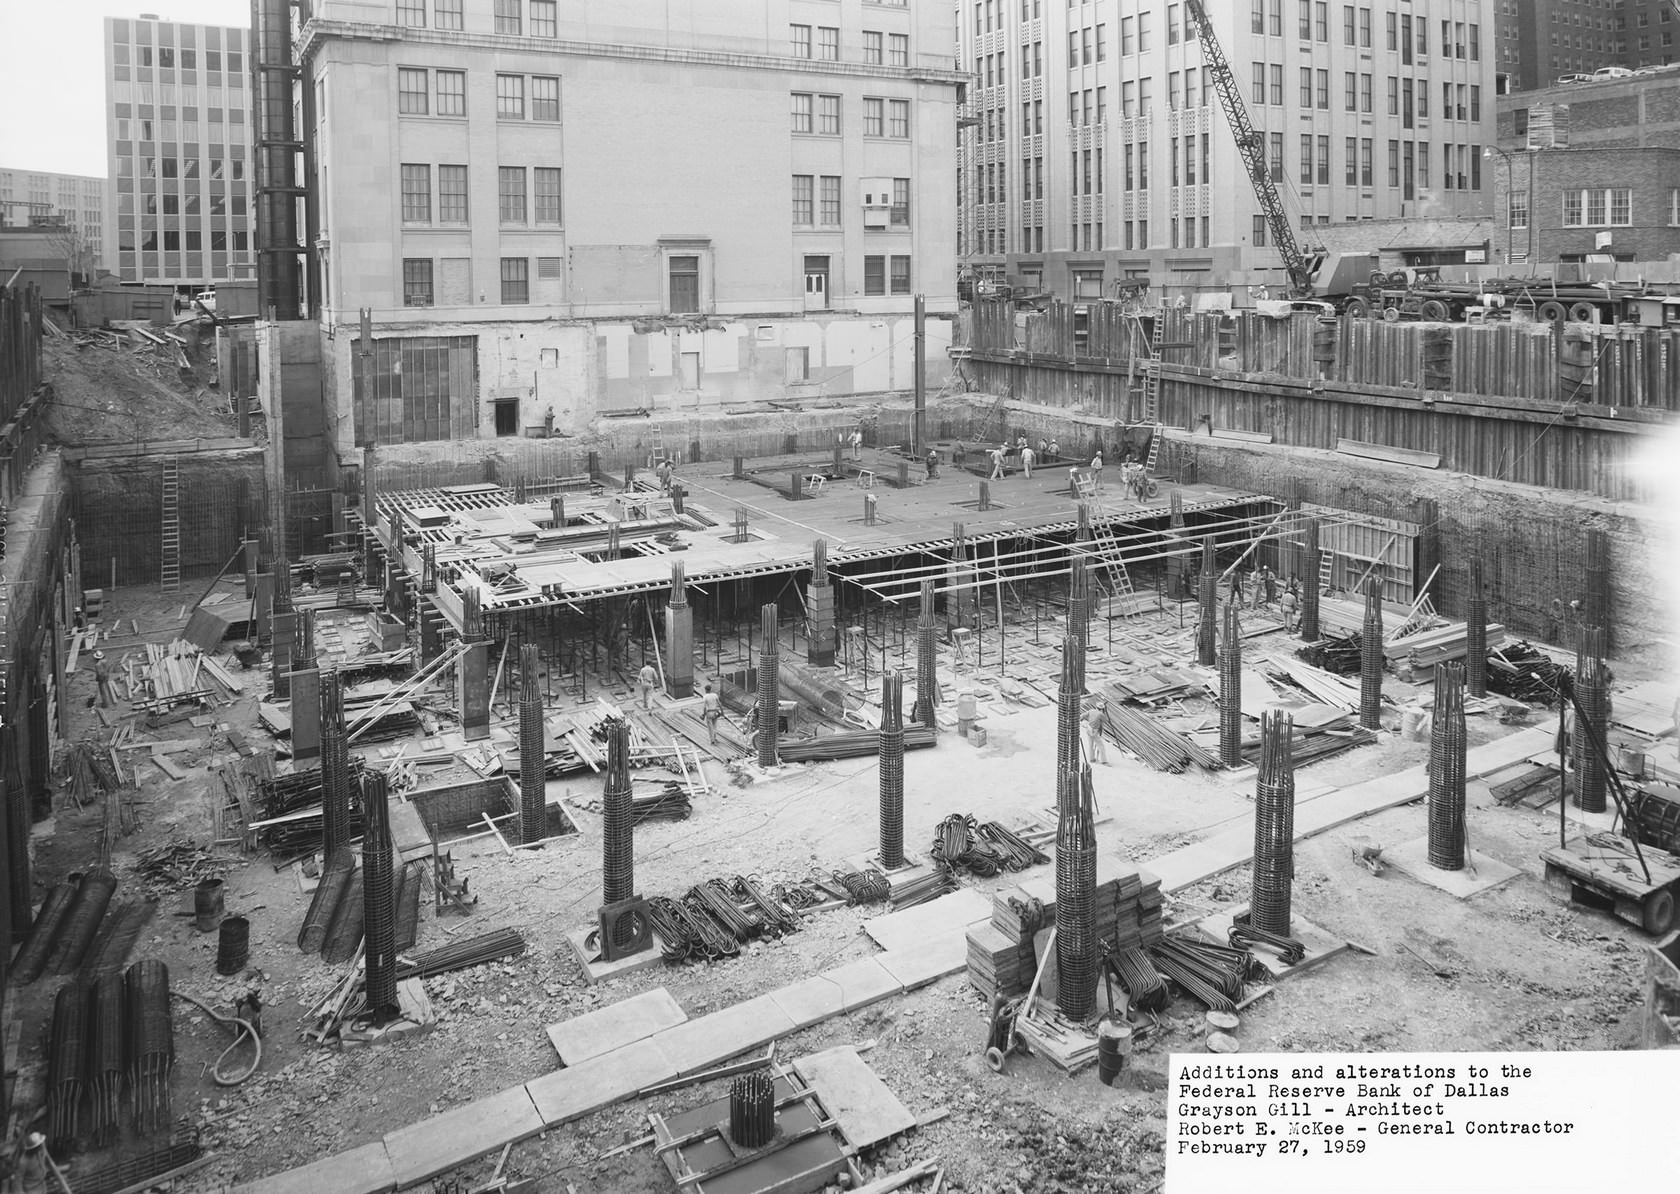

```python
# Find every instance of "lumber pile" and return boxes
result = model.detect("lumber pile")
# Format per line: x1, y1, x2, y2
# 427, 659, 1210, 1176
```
653, 705, 753, 763
128, 639, 223, 709
1385, 619, 1506, 667
1110, 667, 1208, 702
965, 864, 1163, 1003
1268, 656, 1363, 712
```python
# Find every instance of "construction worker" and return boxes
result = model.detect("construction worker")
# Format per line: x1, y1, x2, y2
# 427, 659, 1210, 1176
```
1281, 580, 1301, 632
1261, 565, 1278, 606
1048, 439, 1060, 459
92, 650, 115, 708
1084, 705, 1108, 764
637, 662, 657, 710
988, 446, 1006, 479
701, 684, 723, 744
543, 405, 556, 437
850, 429, 863, 460
925, 447, 940, 480
1019, 443, 1034, 478
657, 459, 674, 493
8, 1132, 51, 1194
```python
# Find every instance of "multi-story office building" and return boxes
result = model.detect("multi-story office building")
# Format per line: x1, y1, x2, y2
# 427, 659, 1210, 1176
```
1494, 0, 1678, 93
0, 169, 106, 264
957, 1, 1499, 301
101, 15, 258, 287
297, 0, 962, 444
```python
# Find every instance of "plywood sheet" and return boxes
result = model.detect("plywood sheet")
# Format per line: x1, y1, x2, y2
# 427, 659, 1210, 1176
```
545, 987, 686, 1066
861, 887, 991, 953
793, 1047, 916, 1150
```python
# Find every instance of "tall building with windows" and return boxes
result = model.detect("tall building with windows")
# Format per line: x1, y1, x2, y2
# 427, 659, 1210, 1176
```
958, 1, 1498, 301
101, 15, 258, 288
0, 169, 106, 263
300, 0, 961, 443
1494, 0, 1678, 94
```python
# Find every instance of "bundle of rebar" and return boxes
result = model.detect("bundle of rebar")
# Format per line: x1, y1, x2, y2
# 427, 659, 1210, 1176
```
628, 784, 694, 823
1165, 490, 1187, 598
646, 897, 699, 962
680, 893, 746, 958
1486, 640, 1567, 705
87, 973, 125, 1145
1055, 634, 1085, 811
1111, 946, 1168, 1012
1056, 765, 1100, 1021
931, 813, 1000, 875
393, 861, 421, 953
1219, 601, 1244, 768
887, 869, 956, 910
1300, 518, 1321, 640
975, 821, 1050, 870
729, 876, 801, 937
1428, 661, 1469, 869
1196, 538, 1218, 666
756, 603, 780, 768
76, 900, 155, 987
1098, 697, 1204, 773
729, 1071, 776, 1149
1571, 626, 1609, 814
1465, 558, 1489, 698
71, 1139, 204, 1194
123, 959, 173, 1137
1147, 935, 1258, 1013
298, 847, 355, 954
1250, 710, 1297, 937
394, 927, 527, 980
879, 671, 906, 870
830, 864, 890, 905
1228, 920, 1306, 965
914, 578, 938, 727
601, 718, 636, 930
47, 867, 119, 976
47, 982, 88, 1151
296, 608, 317, 670
777, 725, 936, 762
518, 643, 546, 845
12, 877, 81, 985
688, 879, 765, 941
1359, 575, 1384, 730
321, 865, 366, 964
319, 670, 349, 855
1069, 555, 1091, 651
361, 770, 399, 1023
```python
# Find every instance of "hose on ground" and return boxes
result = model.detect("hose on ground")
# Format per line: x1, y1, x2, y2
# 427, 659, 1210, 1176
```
171, 991, 263, 1085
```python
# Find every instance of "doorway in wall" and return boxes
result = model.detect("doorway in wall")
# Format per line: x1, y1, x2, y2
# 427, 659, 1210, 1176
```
493, 398, 519, 436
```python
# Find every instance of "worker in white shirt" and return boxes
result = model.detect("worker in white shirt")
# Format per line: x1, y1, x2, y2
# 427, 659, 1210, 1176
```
1019, 444, 1035, 478
701, 684, 723, 743
989, 446, 1006, 479
637, 662, 658, 709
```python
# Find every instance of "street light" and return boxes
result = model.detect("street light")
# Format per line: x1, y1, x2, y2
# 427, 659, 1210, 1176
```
1484, 145, 1536, 266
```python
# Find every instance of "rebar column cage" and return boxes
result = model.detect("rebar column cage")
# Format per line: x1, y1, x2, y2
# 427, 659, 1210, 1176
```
1359, 574, 1384, 731
1427, 661, 1469, 870
756, 603, 780, 767
1250, 710, 1296, 936
361, 770, 399, 1022
1465, 557, 1488, 698
1219, 600, 1244, 768
1196, 537, 1217, 666
1055, 764, 1099, 1020
913, 578, 938, 728
1300, 517, 1321, 641
601, 718, 637, 942
878, 671, 906, 870
1571, 626, 1609, 814
519, 643, 547, 844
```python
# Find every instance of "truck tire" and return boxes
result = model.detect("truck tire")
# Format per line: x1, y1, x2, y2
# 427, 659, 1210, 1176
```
1569, 301, 1598, 324
1343, 296, 1372, 319
1644, 887, 1676, 936
1382, 305, 1401, 322
1420, 299, 1450, 322
1537, 300, 1568, 323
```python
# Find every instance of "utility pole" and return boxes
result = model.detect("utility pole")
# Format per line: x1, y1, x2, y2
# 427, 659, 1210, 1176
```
912, 293, 925, 457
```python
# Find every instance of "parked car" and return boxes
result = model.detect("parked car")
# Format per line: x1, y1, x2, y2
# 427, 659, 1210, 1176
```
194, 289, 217, 312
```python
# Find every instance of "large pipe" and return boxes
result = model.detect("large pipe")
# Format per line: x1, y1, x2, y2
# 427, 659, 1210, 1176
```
250, 0, 303, 319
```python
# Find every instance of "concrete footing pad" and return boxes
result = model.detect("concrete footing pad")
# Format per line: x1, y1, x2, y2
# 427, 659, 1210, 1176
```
1195, 905, 1351, 981
1383, 835, 1522, 899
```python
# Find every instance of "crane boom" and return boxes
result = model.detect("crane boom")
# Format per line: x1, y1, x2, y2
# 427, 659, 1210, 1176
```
1184, 0, 1318, 296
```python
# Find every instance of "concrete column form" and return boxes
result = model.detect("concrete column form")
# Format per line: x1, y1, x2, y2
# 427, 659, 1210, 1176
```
665, 561, 695, 698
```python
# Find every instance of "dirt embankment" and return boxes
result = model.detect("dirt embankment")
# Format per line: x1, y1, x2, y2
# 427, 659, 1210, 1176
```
41, 325, 242, 447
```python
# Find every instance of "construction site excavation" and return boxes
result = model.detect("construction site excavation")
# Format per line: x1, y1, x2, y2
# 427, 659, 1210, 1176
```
6, 2, 1680, 1192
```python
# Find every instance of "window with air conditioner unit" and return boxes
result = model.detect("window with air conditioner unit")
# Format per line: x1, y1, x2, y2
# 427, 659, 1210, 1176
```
861, 177, 892, 227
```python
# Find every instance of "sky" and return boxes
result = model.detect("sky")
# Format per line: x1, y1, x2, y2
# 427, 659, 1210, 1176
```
0, 1, 248, 178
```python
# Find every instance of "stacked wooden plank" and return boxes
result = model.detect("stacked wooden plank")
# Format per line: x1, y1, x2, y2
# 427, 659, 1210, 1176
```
131, 640, 217, 710
1385, 620, 1506, 667
1268, 657, 1363, 712
965, 864, 1164, 1003
1111, 668, 1208, 702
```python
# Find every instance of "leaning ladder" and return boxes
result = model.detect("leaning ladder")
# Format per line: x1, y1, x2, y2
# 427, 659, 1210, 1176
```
1139, 313, 1167, 476
160, 456, 182, 591
1075, 472, 1140, 616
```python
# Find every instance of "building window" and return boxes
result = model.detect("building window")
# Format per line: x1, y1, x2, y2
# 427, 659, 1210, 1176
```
818, 26, 838, 61
1300, 134, 1314, 184
1253, 214, 1268, 245
889, 99, 909, 138
791, 93, 813, 133
403, 258, 433, 306
532, 76, 560, 121
435, 0, 463, 30
792, 174, 814, 225
890, 255, 911, 294
401, 163, 430, 222
889, 33, 909, 66
534, 167, 562, 223
398, 68, 428, 114
820, 175, 840, 225
669, 255, 700, 313
439, 165, 468, 222
1509, 190, 1528, 230
530, 0, 557, 38
1671, 188, 1680, 226
494, 0, 521, 36
497, 74, 525, 119
864, 255, 886, 296
864, 97, 884, 136
791, 24, 811, 58
397, 0, 426, 26
500, 257, 529, 304
437, 70, 465, 116
1269, 132, 1283, 182
498, 166, 526, 223
891, 177, 910, 225
819, 94, 841, 134
864, 31, 883, 64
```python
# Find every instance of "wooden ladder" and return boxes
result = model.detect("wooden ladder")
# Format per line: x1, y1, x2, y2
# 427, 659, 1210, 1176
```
1317, 547, 1333, 595
1075, 472, 1140, 616
160, 456, 181, 591
1139, 313, 1166, 476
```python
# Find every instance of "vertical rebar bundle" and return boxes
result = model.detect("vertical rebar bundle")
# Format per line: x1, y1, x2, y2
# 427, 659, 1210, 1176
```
1584, 527, 1609, 650
47, 867, 118, 975
87, 973, 124, 1145
1571, 626, 1609, 813
1055, 764, 1099, 1021
1465, 557, 1488, 698
602, 717, 636, 916
47, 982, 88, 1151
913, 579, 937, 727
1219, 601, 1244, 768
1196, 537, 1217, 666
361, 770, 399, 1023
1055, 633, 1086, 799
123, 959, 173, 1137
296, 608, 316, 670
1166, 490, 1186, 598
1250, 711, 1297, 936
519, 643, 546, 845
879, 672, 906, 870
729, 1071, 776, 1149
756, 603, 780, 767
1069, 554, 1091, 652
12, 877, 80, 985
671, 558, 688, 605
1427, 661, 1469, 870
462, 584, 482, 641
320, 671, 350, 857
1300, 518, 1321, 640
1359, 575, 1384, 730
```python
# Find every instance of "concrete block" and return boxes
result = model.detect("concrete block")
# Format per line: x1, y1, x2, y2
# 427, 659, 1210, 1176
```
823, 957, 905, 1013
545, 987, 687, 1066
233, 1140, 396, 1194
383, 1086, 545, 1188
654, 994, 798, 1076
526, 1036, 679, 1125
767, 975, 846, 1030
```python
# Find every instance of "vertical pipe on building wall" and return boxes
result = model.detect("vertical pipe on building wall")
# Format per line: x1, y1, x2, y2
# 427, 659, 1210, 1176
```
251, 0, 303, 319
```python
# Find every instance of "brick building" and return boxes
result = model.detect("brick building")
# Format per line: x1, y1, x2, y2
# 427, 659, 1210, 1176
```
1491, 71, 1680, 263
1494, 0, 1679, 93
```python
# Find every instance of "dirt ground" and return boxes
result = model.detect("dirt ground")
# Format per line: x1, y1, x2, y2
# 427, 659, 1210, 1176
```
16, 579, 1665, 1194
41, 325, 240, 447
